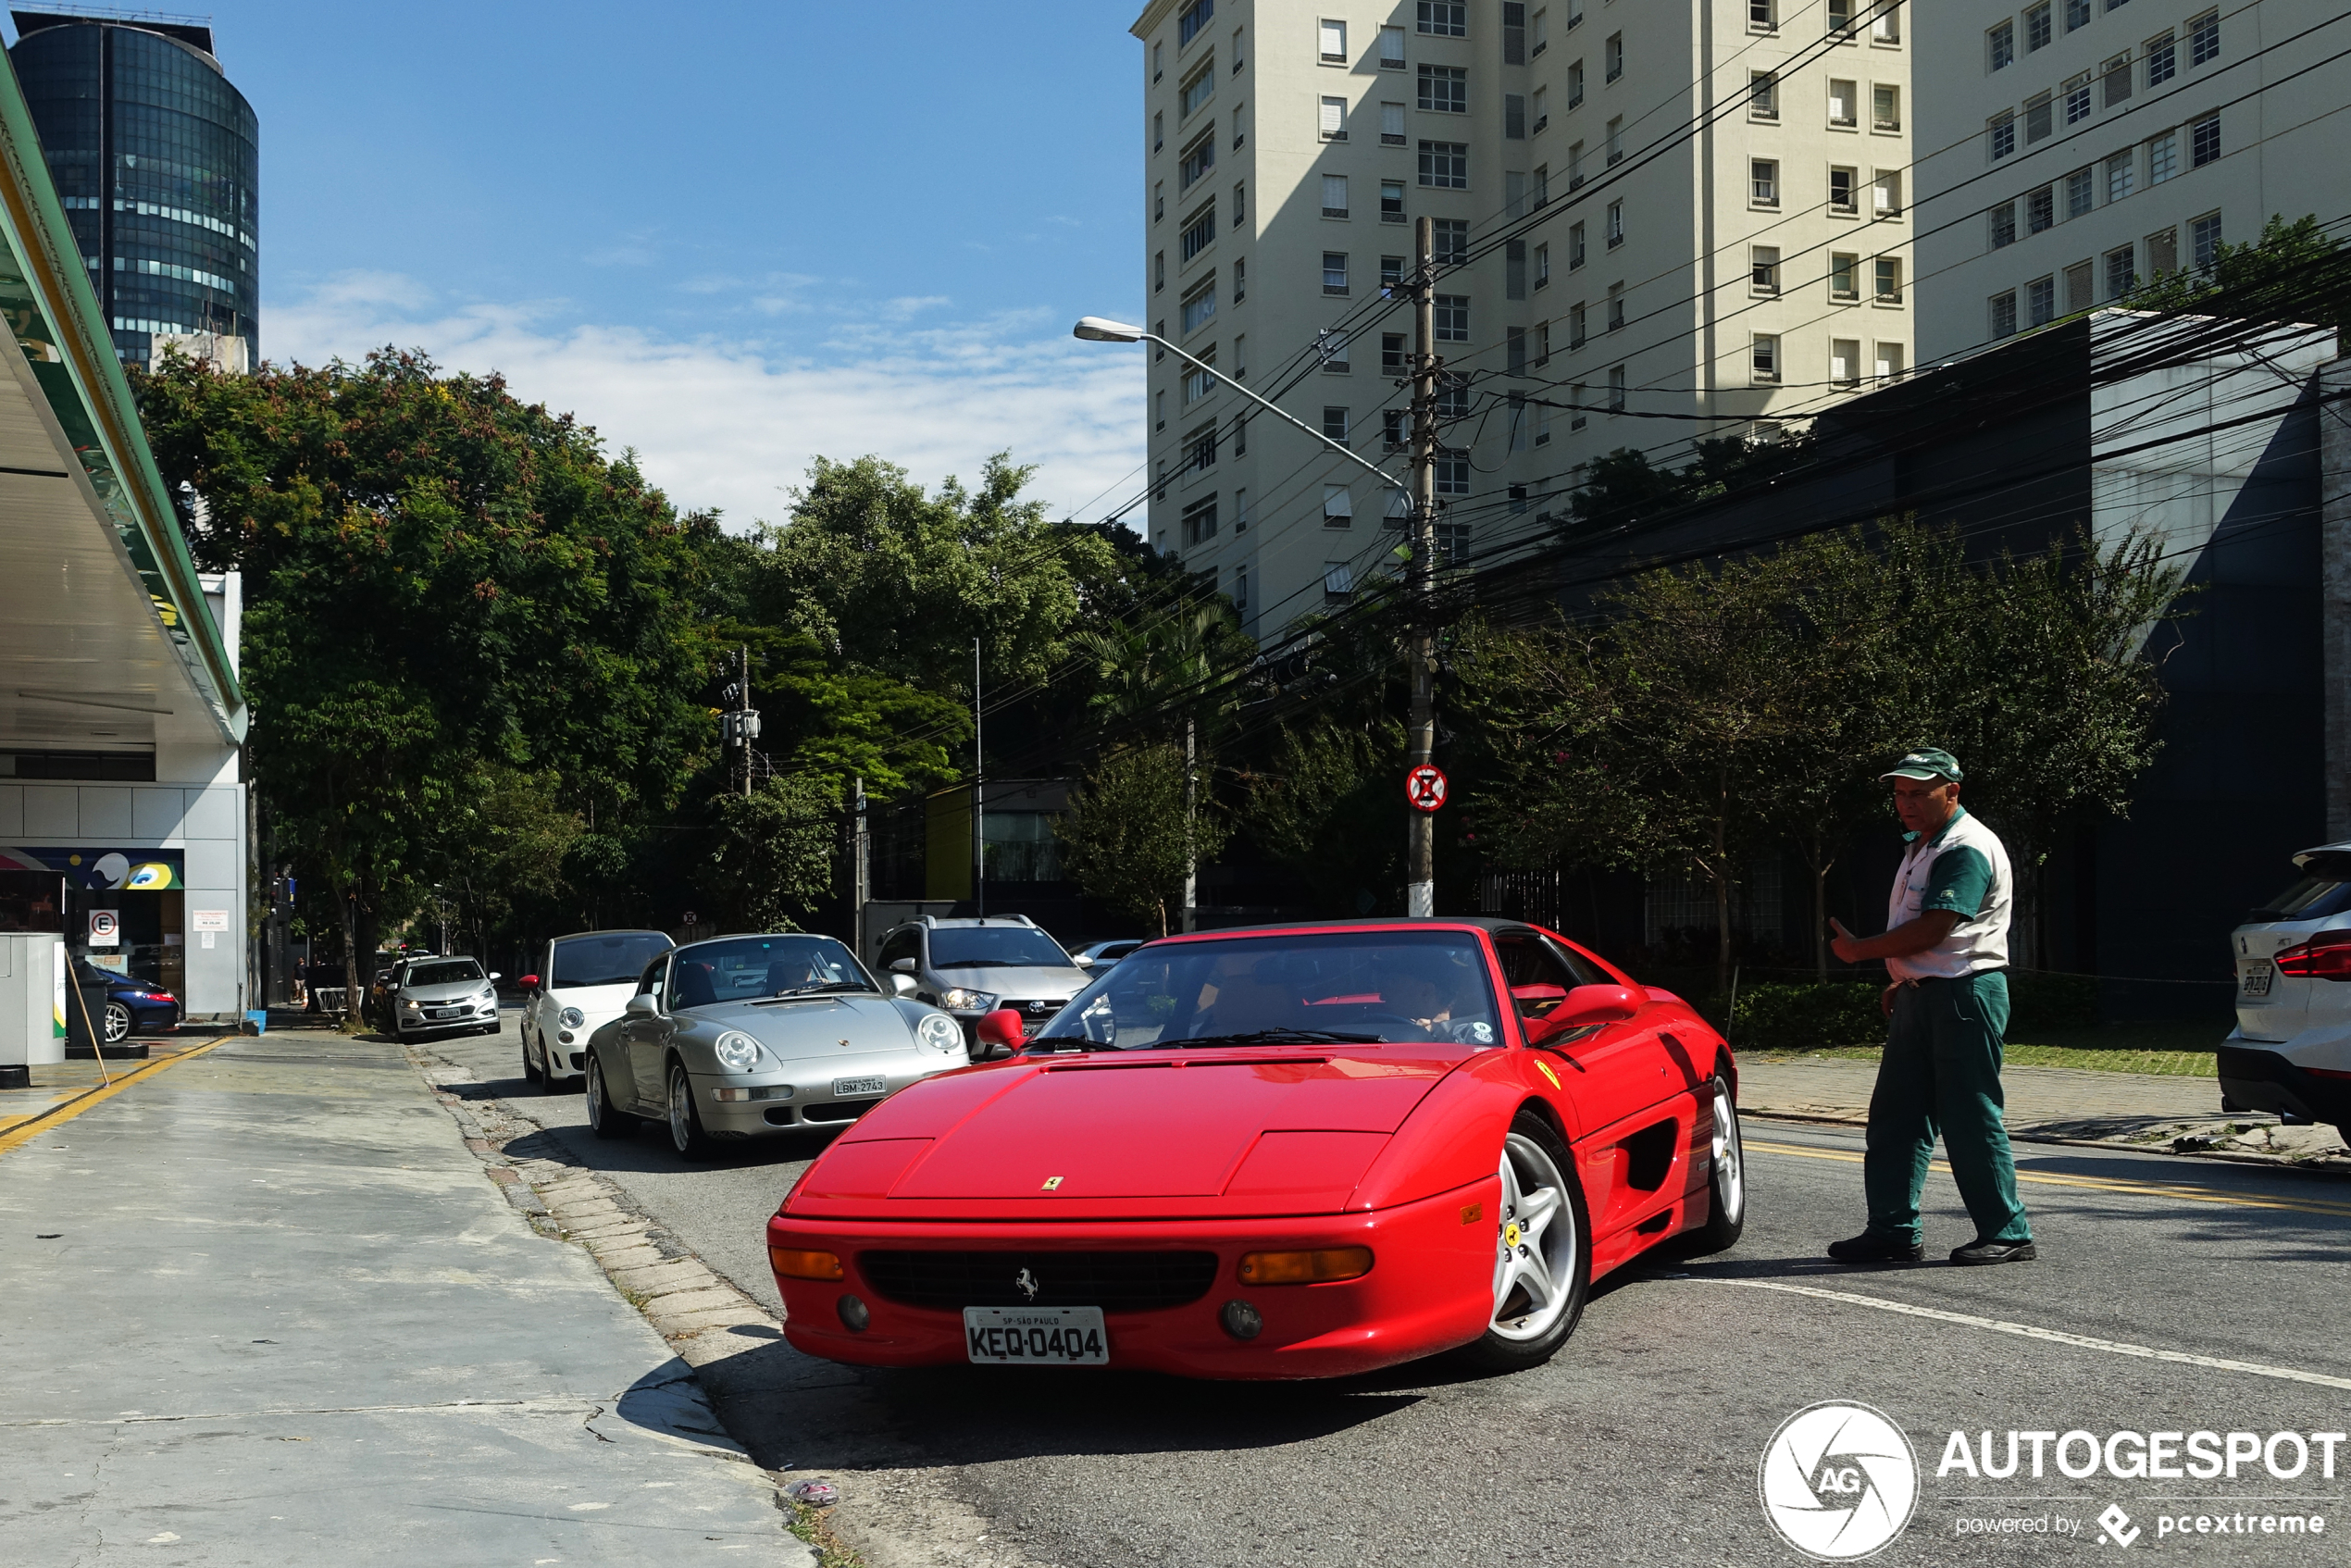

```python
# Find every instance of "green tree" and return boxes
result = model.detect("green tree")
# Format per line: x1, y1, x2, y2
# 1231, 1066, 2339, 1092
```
1056, 744, 1229, 936
2123, 214, 2351, 342
1241, 716, 1409, 916
701, 776, 840, 933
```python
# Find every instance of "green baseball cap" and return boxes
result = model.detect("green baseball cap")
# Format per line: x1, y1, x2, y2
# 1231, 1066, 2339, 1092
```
1880, 747, 1963, 784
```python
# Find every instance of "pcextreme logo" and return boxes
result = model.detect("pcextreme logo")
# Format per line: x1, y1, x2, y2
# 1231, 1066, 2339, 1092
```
1760, 1401, 1921, 1562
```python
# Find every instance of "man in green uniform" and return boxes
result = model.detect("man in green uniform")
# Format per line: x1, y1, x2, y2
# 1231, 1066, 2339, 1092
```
1824, 748, 2035, 1266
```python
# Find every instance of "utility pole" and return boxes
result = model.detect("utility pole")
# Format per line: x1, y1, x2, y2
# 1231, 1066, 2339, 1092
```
1406, 216, 1440, 918
852, 776, 870, 964
972, 639, 985, 917
739, 645, 753, 798
1182, 716, 1197, 932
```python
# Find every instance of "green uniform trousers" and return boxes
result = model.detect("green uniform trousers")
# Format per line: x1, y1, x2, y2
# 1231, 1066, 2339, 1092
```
1862, 971, 2033, 1246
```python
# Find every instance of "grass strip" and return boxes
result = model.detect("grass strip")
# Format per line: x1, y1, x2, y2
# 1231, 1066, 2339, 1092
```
1750, 1043, 2218, 1077
789, 1500, 868, 1568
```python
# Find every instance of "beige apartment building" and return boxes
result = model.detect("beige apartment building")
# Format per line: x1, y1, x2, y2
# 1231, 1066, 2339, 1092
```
1130, 0, 1913, 636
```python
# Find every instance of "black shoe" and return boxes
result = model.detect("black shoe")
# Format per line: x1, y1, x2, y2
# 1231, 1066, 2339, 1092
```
1950, 1238, 2037, 1265
1826, 1233, 1925, 1264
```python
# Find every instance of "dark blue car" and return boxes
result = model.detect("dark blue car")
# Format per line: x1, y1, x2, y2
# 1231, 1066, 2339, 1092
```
73, 960, 180, 1044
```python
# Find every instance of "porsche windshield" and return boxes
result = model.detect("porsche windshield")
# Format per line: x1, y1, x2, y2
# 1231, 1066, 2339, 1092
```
927, 927, 1073, 969
670, 937, 874, 1009
551, 933, 673, 989
1033, 931, 1501, 1050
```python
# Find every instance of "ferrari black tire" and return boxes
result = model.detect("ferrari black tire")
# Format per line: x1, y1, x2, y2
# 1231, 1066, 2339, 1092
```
587, 1056, 635, 1139
1454, 1110, 1591, 1375
666, 1061, 715, 1161
1681, 1074, 1748, 1256
521, 1035, 543, 1084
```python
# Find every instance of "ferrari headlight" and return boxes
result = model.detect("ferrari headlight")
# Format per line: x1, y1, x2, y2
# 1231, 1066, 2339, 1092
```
915, 1012, 963, 1052
713, 1031, 762, 1072
559, 1006, 585, 1028
939, 988, 997, 1014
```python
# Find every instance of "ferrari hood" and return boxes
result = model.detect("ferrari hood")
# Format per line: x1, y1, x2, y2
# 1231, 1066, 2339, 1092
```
871, 1049, 1460, 1201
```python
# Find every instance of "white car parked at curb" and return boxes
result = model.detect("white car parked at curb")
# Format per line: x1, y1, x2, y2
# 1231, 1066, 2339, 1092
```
522, 929, 676, 1090
2220, 842, 2351, 1143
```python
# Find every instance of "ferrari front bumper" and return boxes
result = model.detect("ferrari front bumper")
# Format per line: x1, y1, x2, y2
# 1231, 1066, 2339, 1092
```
769, 1178, 1501, 1380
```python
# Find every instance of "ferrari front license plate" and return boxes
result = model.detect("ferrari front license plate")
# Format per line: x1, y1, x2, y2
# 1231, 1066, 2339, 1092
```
964, 1306, 1109, 1365
831, 1075, 888, 1098
2241, 961, 2274, 998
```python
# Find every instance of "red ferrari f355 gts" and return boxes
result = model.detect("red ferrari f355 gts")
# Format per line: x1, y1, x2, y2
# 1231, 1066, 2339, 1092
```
767, 918, 1744, 1379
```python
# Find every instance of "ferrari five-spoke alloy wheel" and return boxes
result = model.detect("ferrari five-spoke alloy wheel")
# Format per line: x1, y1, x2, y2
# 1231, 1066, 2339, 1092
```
587, 1057, 635, 1139
102, 1000, 132, 1045
522, 1034, 543, 1085
1460, 1113, 1590, 1372
1684, 1075, 1748, 1255
666, 1062, 714, 1161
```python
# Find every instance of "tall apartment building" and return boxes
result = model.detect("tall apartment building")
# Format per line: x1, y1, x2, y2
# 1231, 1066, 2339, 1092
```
1131, 0, 1911, 636
1912, 2, 2351, 365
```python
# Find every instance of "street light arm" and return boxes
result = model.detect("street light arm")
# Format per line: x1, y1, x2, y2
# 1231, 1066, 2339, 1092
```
1138, 331, 1399, 492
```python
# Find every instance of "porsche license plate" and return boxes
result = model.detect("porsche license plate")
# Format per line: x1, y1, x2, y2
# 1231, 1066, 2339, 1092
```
2241, 961, 2274, 998
964, 1306, 1108, 1365
830, 1075, 888, 1098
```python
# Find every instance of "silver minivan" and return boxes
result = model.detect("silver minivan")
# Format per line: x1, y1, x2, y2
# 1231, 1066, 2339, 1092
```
2220, 842, 2351, 1141
874, 915, 1088, 1054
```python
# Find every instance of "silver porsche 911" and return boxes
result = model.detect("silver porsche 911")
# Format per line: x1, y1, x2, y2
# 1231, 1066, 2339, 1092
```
582, 932, 969, 1159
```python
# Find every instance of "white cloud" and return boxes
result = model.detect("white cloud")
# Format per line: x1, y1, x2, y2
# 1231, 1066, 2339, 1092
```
267, 275, 1147, 531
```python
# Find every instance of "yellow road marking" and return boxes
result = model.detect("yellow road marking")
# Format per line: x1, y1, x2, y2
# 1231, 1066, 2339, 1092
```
1745, 1138, 2351, 1220
0, 1037, 238, 1157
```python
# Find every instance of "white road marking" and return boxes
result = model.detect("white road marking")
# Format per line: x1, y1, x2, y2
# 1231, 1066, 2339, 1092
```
1669, 1275, 2351, 1394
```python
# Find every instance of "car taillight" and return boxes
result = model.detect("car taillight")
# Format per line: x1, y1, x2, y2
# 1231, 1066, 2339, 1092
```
2270, 931, 2351, 979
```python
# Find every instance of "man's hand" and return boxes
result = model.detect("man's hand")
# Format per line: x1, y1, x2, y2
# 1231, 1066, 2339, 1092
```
1880, 981, 1903, 1017
1829, 911, 1960, 964
1829, 916, 1864, 964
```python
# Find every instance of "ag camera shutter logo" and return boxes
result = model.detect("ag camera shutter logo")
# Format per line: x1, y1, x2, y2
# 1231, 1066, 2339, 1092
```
1759, 1401, 1920, 1561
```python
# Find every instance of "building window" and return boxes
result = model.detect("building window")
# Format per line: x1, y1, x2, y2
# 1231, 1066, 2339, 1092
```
2026, 187, 2054, 234
1436, 453, 1471, 493
1155, 251, 1166, 292
1380, 25, 1406, 67
1990, 291, 2018, 338
1320, 18, 1348, 63
2105, 244, 2135, 299
1872, 83, 1899, 131
1570, 382, 1588, 429
1536, 319, 1551, 365
1606, 117, 1624, 165
1568, 140, 1584, 188
1752, 333, 1780, 382
1568, 58, 1585, 107
1419, 64, 1469, 114
1181, 130, 1216, 188
1750, 0, 1774, 31
1751, 158, 1779, 205
1505, 92, 1527, 139
1154, 110, 1164, 153
1368, 102, 1400, 148
1868, 0, 1899, 39
1182, 495, 1218, 544
1989, 111, 2015, 160
1323, 483, 1353, 524
1831, 337, 1860, 387
1874, 169, 1902, 216
1829, 79, 1857, 127
1435, 293, 1469, 342
1831, 253, 1860, 299
2026, 275, 2056, 327
2102, 53, 2132, 109
1533, 6, 1549, 57
1606, 281, 1624, 330
1873, 255, 1901, 302
2106, 148, 2133, 202
1507, 238, 1528, 299
1751, 70, 1778, 119
1188, 419, 1220, 471
1383, 331, 1407, 372
2146, 31, 2175, 88
1321, 328, 1350, 370
1154, 181, 1164, 224
1607, 366, 1626, 411
1383, 408, 1408, 450
1535, 399, 1551, 446
2066, 166, 2095, 218
1508, 327, 1528, 376
1419, 141, 1468, 189
1437, 376, 1469, 419
2025, 1, 2051, 51
1829, 166, 1857, 213
1320, 96, 1348, 140
2146, 130, 2177, 185
1323, 562, 1354, 602
2146, 227, 2178, 276
1323, 406, 1350, 444
1435, 218, 1468, 263
1418, 3, 1466, 38
1182, 202, 1216, 261
1323, 252, 1349, 294
1233, 257, 1246, 302
1154, 41, 1164, 82
2191, 113, 2220, 168
1828, 0, 1855, 34
1991, 202, 2018, 249
1605, 199, 1623, 247
1155, 390, 1165, 430
1569, 300, 1587, 346
2026, 92, 2053, 143
1234, 180, 1246, 227
1752, 245, 1780, 293
2064, 259, 2094, 313
1535, 243, 1550, 287
1604, 31, 1623, 81
2066, 0, 2090, 31
1532, 87, 1548, 133
1179, 0, 1213, 46
1874, 342, 1904, 382
1382, 255, 1406, 292
1233, 566, 1247, 612
2065, 73, 2093, 124
1323, 174, 1350, 218
1182, 279, 1217, 333
1989, 20, 2014, 70
2190, 10, 2220, 67
1381, 179, 1407, 222
1182, 58, 1217, 118
1234, 332, 1246, 377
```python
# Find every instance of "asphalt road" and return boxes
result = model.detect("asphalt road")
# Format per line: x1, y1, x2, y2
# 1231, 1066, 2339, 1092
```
433, 1014, 2351, 1566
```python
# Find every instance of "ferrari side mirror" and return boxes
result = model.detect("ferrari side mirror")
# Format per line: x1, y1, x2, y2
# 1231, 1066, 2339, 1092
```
518, 974, 540, 991
1555, 984, 1640, 1027
976, 1008, 1026, 1052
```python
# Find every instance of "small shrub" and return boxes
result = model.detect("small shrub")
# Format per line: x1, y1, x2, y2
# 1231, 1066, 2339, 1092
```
1731, 981, 1883, 1052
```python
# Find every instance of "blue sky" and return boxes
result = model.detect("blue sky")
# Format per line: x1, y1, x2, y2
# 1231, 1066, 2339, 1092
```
29, 1, 1152, 528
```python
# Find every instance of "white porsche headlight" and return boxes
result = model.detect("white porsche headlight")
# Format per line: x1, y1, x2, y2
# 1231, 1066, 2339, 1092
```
713, 1031, 761, 1072
939, 988, 997, 1014
559, 1006, 586, 1028
915, 1012, 963, 1053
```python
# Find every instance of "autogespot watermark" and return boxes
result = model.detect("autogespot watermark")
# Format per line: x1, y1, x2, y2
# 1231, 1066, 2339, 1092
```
1762, 1408, 2345, 1556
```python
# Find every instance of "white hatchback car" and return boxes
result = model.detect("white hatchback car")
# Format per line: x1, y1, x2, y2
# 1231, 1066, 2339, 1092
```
521, 929, 676, 1090
2220, 842, 2351, 1142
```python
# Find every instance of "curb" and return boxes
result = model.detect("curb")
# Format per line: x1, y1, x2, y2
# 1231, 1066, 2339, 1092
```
1742, 1108, 2351, 1176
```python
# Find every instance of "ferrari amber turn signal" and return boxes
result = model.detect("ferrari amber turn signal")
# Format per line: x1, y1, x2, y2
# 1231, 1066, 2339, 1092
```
1237, 1247, 1374, 1286
769, 1246, 845, 1281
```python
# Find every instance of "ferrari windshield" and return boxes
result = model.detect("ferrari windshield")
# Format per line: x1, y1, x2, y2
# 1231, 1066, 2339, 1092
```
927, 927, 1073, 969
670, 936, 874, 1009
551, 932, 673, 989
1032, 930, 1501, 1050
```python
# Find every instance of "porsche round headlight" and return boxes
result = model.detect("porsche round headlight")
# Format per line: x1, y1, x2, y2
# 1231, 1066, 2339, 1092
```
713, 1031, 761, 1072
939, 987, 997, 1014
915, 1012, 963, 1052
559, 1006, 585, 1028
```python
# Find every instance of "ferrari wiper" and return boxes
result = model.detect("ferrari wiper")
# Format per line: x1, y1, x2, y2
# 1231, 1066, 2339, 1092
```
1157, 1027, 1383, 1048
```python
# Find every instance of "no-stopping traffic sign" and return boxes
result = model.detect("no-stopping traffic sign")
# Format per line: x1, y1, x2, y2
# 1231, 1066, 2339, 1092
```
1405, 765, 1449, 813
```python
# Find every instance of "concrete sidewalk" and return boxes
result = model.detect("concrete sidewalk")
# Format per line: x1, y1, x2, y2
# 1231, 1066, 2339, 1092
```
0, 1027, 811, 1566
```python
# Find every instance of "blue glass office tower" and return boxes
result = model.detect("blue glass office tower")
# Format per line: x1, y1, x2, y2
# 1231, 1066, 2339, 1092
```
8, 9, 257, 368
